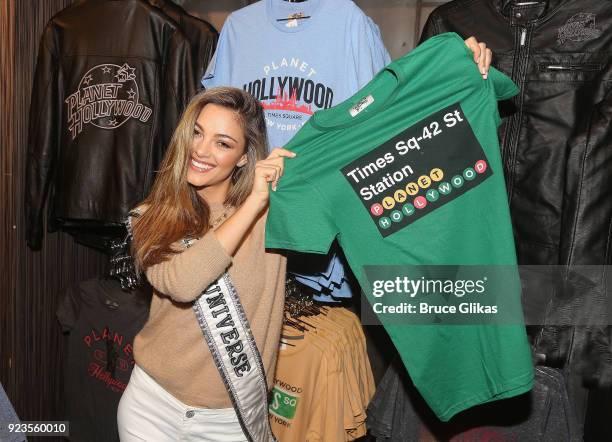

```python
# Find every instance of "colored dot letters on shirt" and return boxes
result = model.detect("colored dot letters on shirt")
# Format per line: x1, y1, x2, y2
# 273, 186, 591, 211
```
341, 103, 493, 237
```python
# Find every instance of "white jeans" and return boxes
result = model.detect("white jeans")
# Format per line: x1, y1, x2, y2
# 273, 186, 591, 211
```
117, 365, 247, 441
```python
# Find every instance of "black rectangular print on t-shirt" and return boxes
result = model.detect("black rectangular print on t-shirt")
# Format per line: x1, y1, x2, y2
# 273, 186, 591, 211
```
340, 103, 493, 237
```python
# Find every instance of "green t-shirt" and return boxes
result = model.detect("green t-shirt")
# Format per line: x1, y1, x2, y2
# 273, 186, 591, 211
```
265, 32, 533, 421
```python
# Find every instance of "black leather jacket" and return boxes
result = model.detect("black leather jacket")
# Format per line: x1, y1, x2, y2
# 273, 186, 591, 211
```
421, 0, 612, 268
421, 0, 612, 398
25, 0, 196, 250
147, 0, 218, 82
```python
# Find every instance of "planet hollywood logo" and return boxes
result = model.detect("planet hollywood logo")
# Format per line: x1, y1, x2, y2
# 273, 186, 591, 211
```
370, 160, 489, 231
65, 63, 153, 139
557, 13, 601, 45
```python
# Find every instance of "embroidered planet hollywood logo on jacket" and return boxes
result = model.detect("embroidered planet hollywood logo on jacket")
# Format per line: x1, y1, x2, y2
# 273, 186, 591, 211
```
65, 63, 153, 139
557, 12, 602, 45
243, 57, 334, 133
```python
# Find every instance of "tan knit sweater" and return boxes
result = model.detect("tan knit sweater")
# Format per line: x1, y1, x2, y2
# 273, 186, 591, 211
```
133, 201, 287, 408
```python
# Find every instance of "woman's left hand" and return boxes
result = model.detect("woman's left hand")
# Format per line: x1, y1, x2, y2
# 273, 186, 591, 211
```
464, 36, 493, 80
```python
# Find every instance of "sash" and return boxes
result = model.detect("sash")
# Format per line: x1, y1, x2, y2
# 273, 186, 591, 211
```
193, 272, 276, 442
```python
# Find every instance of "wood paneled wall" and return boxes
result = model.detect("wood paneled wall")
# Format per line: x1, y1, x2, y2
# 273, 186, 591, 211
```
1, 1, 108, 439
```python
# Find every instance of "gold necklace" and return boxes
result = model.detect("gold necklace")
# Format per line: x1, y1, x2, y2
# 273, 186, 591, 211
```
209, 206, 232, 228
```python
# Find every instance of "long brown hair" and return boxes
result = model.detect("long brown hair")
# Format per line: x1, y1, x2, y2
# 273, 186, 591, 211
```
131, 87, 268, 270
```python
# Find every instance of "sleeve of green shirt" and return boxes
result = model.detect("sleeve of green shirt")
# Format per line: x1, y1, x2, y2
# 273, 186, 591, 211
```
488, 66, 519, 101
266, 163, 339, 254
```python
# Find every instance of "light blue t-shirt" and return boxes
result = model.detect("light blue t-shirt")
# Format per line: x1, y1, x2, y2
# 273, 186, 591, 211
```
202, 0, 391, 149
203, 0, 390, 301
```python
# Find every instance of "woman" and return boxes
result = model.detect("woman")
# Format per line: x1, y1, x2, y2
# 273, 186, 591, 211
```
117, 87, 294, 441
118, 38, 493, 442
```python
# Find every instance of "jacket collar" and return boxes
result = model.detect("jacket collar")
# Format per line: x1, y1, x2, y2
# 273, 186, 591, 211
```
497, 0, 566, 8
494, 0, 568, 21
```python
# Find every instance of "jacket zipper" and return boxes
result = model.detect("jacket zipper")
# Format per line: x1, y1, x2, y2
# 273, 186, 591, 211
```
504, 26, 530, 200
540, 63, 602, 72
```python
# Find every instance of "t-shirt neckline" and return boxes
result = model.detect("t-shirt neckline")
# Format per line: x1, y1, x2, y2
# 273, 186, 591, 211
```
266, 0, 321, 33
310, 64, 405, 131
309, 33, 471, 132
278, 327, 309, 356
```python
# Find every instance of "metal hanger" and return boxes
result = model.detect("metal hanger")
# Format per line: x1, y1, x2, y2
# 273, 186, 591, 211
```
281, 276, 327, 339
277, 0, 311, 22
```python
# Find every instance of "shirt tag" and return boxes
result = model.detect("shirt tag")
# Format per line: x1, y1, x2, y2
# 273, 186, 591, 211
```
349, 95, 374, 117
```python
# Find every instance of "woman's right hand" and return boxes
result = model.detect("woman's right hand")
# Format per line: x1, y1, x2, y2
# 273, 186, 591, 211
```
248, 147, 296, 207
215, 148, 296, 257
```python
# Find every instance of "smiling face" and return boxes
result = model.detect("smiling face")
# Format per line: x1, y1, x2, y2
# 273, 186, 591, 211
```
187, 103, 248, 202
